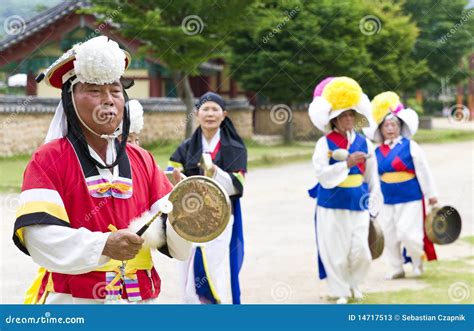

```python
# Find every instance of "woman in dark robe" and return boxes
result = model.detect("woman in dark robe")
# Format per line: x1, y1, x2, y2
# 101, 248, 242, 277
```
167, 92, 247, 304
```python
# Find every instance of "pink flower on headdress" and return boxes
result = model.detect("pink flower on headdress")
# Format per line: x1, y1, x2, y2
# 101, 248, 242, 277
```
313, 77, 334, 98
391, 103, 404, 115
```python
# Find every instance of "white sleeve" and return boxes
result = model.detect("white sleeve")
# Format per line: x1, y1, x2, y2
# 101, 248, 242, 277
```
364, 139, 383, 216
312, 137, 349, 189
150, 200, 192, 261
165, 221, 192, 261
213, 166, 238, 196
410, 140, 438, 199
23, 225, 111, 275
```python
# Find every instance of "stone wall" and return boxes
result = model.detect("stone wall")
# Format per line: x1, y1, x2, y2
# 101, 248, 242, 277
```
139, 107, 253, 143
0, 96, 253, 157
254, 105, 320, 140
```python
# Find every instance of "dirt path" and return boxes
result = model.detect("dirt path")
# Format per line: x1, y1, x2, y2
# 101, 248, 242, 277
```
1, 141, 472, 303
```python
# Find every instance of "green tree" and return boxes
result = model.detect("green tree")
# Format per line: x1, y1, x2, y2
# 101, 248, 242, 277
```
229, 0, 424, 105
88, 0, 255, 138
403, 0, 472, 84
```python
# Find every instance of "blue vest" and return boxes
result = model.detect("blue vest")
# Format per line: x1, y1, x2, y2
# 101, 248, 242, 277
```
375, 137, 423, 204
317, 132, 369, 211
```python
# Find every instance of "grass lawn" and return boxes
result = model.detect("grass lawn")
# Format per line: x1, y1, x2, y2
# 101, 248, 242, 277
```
140, 138, 316, 169
0, 155, 30, 193
0, 128, 471, 193
0, 140, 315, 193
462, 236, 474, 246
360, 236, 474, 304
413, 129, 474, 144
361, 256, 474, 304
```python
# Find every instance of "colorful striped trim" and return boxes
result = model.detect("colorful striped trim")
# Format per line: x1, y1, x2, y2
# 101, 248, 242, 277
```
16, 201, 69, 223
105, 271, 122, 301
200, 246, 221, 304
19, 189, 65, 206
14, 189, 70, 254
86, 176, 133, 199
232, 171, 245, 187
14, 213, 71, 255
167, 160, 184, 171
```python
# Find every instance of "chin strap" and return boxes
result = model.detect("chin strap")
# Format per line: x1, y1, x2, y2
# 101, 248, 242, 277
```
334, 126, 353, 150
69, 79, 120, 166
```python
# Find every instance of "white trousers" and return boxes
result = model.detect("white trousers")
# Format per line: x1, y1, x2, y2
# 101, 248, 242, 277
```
379, 200, 424, 272
179, 215, 234, 304
316, 206, 371, 298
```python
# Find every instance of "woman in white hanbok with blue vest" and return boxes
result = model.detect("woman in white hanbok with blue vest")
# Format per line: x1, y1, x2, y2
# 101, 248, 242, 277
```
308, 77, 382, 304
364, 92, 438, 280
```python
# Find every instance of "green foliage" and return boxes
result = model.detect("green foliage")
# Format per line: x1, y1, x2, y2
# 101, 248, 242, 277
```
228, 0, 424, 103
403, 0, 473, 83
87, 0, 256, 74
423, 98, 445, 115
407, 97, 424, 114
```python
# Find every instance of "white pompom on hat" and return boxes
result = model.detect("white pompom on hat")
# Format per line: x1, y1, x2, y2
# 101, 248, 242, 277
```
73, 36, 126, 86
128, 99, 144, 134
42, 36, 131, 89
363, 91, 419, 142
308, 76, 374, 133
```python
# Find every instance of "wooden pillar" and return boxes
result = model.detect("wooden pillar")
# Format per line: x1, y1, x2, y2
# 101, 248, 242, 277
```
230, 79, 237, 98
26, 72, 37, 96
149, 73, 162, 97
415, 89, 423, 105
456, 84, 464, 106
201, 75, 211, 94
216, 71, 222, 93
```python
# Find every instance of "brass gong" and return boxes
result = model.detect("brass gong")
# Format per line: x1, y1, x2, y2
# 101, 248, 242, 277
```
425, 205, 461, 245
368, 219, 384, 260
167, 175, 231, 243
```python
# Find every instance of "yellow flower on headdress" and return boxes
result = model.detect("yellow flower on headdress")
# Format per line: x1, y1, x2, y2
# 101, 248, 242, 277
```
322, 77, 362, 111
371, 91, 400, 125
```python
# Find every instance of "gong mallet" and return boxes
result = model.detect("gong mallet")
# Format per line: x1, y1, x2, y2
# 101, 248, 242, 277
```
135, 199, 173, 236
200, 153, 214, 177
